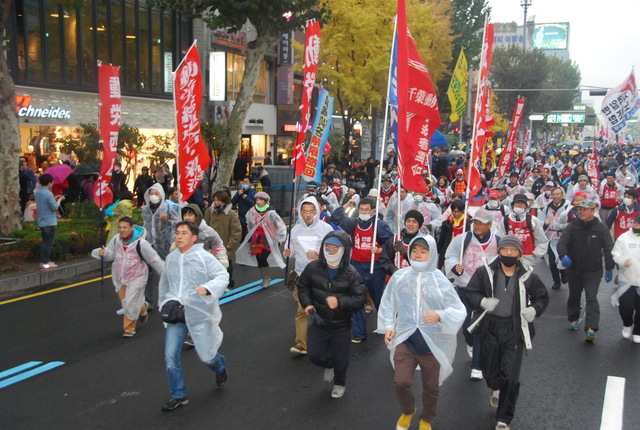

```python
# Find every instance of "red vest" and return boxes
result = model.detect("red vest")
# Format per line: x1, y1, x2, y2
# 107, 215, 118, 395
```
613, 209, 640, 239
392, 233, 411, 269
506, 217, 535, 255
380, 186, 395, 206
352, 224, 380, 262
600, 184, 620, 208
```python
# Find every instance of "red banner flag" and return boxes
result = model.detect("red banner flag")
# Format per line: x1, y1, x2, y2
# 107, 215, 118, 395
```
293, 21, 321, 177
587, 136, 600, 189
396, 0, 441, 193
94, 64, 122, 208
174, 41, 211, 202
496, 97, 525, 179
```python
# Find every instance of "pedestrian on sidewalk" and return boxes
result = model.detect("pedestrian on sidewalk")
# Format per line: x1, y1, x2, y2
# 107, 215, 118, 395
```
35, 173, 65, 270
283, 197, 334, 356
91, 217, 164, 337
297, 230, 366, 399
465, 235, 549, 430
159, 221, 229, 411
377, 235, 466, 430
610, 213, 640, 343
235, 191, 287, 288
557, 199, 614, 341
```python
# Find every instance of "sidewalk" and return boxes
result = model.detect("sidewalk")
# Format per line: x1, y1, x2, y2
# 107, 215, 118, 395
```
0, 258, 103, 294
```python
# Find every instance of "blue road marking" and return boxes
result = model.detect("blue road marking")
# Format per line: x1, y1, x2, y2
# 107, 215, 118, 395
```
220, 279, 284, 305
220, 280, 263, 299
0, 361, 65, 389
0, 361, 42, 380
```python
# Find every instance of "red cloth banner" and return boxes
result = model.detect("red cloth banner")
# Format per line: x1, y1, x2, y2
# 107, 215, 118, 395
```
587, 136, 600, 189
396, 0, 441, 193
496, 97, 525, 179
293, 21, 321, 177
174, 41, 211, 202
94, 64, 122, 208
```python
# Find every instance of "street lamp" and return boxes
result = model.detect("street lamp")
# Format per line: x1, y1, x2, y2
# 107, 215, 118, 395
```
520, 0, 532, 50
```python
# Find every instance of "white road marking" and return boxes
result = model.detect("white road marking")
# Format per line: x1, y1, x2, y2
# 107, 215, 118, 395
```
600, 375, 625, 430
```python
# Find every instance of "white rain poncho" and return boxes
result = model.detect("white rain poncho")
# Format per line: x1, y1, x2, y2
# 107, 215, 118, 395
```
287, 197, 334, 275
610, 228, 640, 306
376, 235, 466, 385
142, 183, 180, 259
159, 243, 229, 363
236, 206, 287, 268
615, 164, 638, 189
386, 193, 415, 234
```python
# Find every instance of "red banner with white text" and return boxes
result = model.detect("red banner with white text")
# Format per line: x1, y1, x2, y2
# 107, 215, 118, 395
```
496, 97, 525, 179
174, 41, 211, 202
94, 64, 121, 208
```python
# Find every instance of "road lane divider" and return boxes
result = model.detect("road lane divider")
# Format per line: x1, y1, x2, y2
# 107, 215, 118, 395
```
0, 276, 113, 306
600, 375, 625, 430
0, 361, 65, 389
220, 279, 284, 305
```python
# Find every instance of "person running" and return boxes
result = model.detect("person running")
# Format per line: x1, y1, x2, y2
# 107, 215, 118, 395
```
204, 190, 242, 289
538, 187, 570, 290
379, 210, 426, 276
606, 189, 640, 240
377, 235, 466, 430
465, 235, 549, 430
611, 213, 640, 343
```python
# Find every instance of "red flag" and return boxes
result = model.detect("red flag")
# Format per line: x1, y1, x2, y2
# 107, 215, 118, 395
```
396, 0, 441, 193
586, 136, 600, 189
94, 64, 121, 208
174, 41, 211, 202
496, 97, 525, 179
293, 21, 321, 177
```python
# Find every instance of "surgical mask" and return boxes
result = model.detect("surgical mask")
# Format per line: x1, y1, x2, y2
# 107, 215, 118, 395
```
544, 191, 551, 198
149, 195, 161, 205
324, 246, 344, 267
242, 184, 249, 190
500, 255, 518, 267
623, 198, 633, 207
512, 207, 526, 216
414, 194, 424, 203
487, 200, 499, 209
358, 213, 372, 222
411, 260, 429, 272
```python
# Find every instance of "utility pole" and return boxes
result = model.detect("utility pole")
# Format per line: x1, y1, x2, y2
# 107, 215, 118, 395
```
521, 0, 532, 50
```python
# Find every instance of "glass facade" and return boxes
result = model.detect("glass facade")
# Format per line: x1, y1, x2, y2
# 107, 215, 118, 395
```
225, 52, 268, 103
9, 0, 192, 97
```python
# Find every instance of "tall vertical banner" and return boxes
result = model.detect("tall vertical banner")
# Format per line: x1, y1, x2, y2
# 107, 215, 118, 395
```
293, 20, 321, 177
94, 63, 122, 207
586, 136, 600, 188
396, 0, 441, 193
496, 97, 525, 179
601, 70, 640, 133
301, 88, 333, 183
174, 41, 211, 202
448, 49, 468, 122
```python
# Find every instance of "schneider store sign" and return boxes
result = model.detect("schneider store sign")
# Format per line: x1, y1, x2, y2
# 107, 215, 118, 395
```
15, 96, 72, 119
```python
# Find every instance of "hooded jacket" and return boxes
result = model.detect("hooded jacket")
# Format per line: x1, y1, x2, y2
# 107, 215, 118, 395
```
204, 202, 242, 259
141, 183, 180, 259
297, 230, 366, 332
287, 197, 334, 276
180, 204, 229, 268
557, 216, 614, 278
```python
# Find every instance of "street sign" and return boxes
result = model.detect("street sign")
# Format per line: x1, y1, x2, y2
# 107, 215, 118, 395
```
546, 113, 585, 123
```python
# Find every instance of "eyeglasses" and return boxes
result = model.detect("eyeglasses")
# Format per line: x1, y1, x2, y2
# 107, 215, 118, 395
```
501, 247, 519, 254
301, 210, 317, 215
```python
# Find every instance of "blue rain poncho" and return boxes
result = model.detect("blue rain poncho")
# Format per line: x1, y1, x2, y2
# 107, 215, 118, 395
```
376, 235, 466, 385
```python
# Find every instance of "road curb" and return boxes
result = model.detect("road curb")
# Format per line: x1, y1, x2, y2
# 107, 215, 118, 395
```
0, 259, 102, 293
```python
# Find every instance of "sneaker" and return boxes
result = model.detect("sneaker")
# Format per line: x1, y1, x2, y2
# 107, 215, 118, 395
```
122, 331, 135, 338
622, 326, 632, 339
145, 301, 153, 312
323, 368, 334, 383
568, 319, 582, 331
396, 408, 416, 430
466, 345, 473, 358
419, 420, 432, 430
47, 261, 58, 269
496, 421, 510, 430
161, 397, 189, 411
585, 328, 597, 342
470, 369, 483, 380
552, 281, 561, 290
561, 271, 568, 284
331, 384, 345, 399
39, 264, 50, 270
183, 333, 195, 347
490, 390, 500, 408
139, 311, 149, 324
633, 335, 640, 344
289, 344, 307, 355
216, 370, 227, 387
351, 337, 364, 344
365, 305, 373, 314
116, 308, 124, 315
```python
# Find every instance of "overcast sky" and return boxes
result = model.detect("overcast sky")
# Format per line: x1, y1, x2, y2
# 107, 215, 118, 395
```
488, 0, 640, 109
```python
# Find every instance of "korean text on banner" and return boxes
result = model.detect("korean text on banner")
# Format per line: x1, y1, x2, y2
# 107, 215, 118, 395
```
301, 88, 333, 183
94, 64, 122, 208
601, 70, 640, 133
496, 97, 525, 179
396, 0, 441, 194
448, 49, 468, 122
587, 137, 600, 187
293, 21, 320, 176
174, 42, 211, 202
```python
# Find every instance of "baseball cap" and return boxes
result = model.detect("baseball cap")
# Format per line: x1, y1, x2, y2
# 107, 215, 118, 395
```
473, 209, 493, 224
577, 175, 589, 182
324, 236, 344, 247
576, 199, 595, 209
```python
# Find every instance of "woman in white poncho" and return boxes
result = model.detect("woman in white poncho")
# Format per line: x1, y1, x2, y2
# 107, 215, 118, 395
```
376, 235, 466, 430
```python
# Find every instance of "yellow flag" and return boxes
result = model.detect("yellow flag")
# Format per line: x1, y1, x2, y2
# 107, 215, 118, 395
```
447, 50, 468, 123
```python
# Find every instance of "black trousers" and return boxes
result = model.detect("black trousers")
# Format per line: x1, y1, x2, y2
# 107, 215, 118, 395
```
480, 315, 524, 425
619, 286, 640, 335
307, 323, 352, 386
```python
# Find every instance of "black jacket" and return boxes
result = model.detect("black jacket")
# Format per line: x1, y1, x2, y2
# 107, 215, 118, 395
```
557, 217, 614, 278
297, 230, 366, 332
379, 230, 419, 276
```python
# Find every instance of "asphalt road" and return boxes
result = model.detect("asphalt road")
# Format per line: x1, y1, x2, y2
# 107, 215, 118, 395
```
1, 260, 638, 430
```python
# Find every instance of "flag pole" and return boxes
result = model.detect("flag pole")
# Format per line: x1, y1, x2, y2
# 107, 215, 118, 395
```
370, 16, 398, 274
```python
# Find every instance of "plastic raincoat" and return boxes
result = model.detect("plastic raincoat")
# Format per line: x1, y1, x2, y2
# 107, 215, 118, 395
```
610, 228, 640, 306
287, 197, 334, 276
386, 193, 415, 234
175, 204, 229, 268
159, 243, 229, 363
105, 198, 134, 243
236, 206, 287, 268
376, 235, 466, 385
141, 183, 180, 259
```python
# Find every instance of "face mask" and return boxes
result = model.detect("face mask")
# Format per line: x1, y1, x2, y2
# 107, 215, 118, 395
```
414, 194, 424, 203
324, 246, 344, 267
242, 184, 250, 190
544, 191, 551, 198
410, 260, 429, 272
512, 207, 526, 216
623, 198, 633, 207
358, 213, 372, 222
500, 255, 518, 267
487, 200, 499, 209
149, 195, 161, 205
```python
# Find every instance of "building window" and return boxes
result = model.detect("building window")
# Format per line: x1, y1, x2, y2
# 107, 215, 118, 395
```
226, 53, 268, 103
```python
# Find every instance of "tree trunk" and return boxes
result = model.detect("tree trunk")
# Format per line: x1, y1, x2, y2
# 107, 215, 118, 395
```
212, 30, 280, 192
0, 4, 22, 236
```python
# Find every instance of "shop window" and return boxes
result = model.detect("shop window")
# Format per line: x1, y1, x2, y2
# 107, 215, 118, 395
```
44, 1, 63, 82
62, 9, 79, 84
96, 0, 110, 64
226, 53, 267, 103
163, 12, 174, 94
124, 1, 137, 90
24, 0, 44, 80
151, 10, 162, 93
139, 5, 150, 92
79, 1, 96, 84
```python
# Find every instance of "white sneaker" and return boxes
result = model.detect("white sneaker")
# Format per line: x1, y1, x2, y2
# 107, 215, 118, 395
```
116, 308, 124, 315
633, 335, 640, 344
331, 384, 345, 398
470, 369, 483, 380
490, 390, 500, 408
496, 421, 510, 430
622, 326, 632, 339
466, 345, 473, 358
323, 368, 334, 382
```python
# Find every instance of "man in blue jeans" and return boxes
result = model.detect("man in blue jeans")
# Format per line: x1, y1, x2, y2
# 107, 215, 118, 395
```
158, 221, 230, 411
35, 173, 65, 269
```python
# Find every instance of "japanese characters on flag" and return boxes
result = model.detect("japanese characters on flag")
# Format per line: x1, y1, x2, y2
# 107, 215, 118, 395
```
293, 20, 321, 177
94, 63, 122, 207
448, 49, 468, 122
174, 41, 211, 202
601, 70, 640, 133
396, 0, 441, 193
496, 97, 525, 179
301, 88, 334, 183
